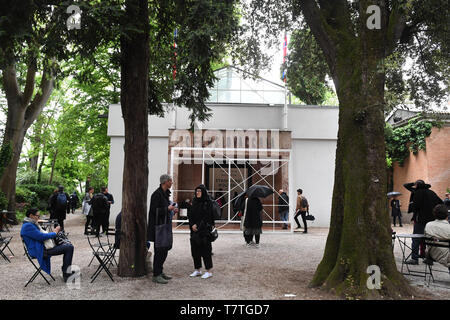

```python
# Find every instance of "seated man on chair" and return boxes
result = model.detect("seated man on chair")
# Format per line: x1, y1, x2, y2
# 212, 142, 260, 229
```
20, 208, 75, 282
424, 204, 450, 273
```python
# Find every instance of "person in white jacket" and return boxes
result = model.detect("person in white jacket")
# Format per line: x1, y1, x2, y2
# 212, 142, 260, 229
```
424, 204, 450, 271
82, 187, 94, 234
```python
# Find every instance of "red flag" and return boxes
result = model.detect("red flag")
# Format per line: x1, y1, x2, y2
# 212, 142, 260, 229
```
282, 33, 287, 82
173, 29, 178, 80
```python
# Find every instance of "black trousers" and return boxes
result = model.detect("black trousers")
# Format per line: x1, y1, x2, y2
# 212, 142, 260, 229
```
393, 215, 402, 226
190, 238, 213, 270
153, 247, 169, 276
294, 211, 307, 230
411, 222, 425, 260
93, 214, 108, 235
85, 216, 93, 232
244, 234, 260, 244
57, 218, 65, 231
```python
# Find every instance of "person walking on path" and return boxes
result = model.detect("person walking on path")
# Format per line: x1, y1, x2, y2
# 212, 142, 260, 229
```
188, 184, 215, 279
278, 189, 289, 229
48, 188, 58, 220
69, 191, 79, 214
82, 187, 95, 234
404, 180, 443, 265
49, 186, 70, 231
294, 188, 309, 233
147, 174, 178, 284
391, 196, 402, 227
242, 196, 263, 248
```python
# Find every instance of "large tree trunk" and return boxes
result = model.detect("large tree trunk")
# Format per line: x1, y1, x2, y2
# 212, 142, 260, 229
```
0, 63, 53, 211
302, 0, 413, 298
117, 0, 149, 277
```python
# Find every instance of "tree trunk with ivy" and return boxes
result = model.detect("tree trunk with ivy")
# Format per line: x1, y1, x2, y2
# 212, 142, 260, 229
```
117, 0, 150, 277
301, 0, 414, 298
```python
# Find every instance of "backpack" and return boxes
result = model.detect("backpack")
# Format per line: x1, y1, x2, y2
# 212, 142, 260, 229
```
56, 193, 67, 208
301, 196, 309, 211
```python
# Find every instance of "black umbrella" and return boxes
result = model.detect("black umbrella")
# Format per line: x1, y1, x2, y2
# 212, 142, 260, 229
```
246, 185, 274, 198
233, 191, 246, 211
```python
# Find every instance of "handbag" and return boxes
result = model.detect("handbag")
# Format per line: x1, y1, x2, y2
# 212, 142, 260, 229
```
305, 211, 315, 221
154, 208, 173, 249
208, 226, 218, 242
240, 198, 248, 231
42, 229, 55, 250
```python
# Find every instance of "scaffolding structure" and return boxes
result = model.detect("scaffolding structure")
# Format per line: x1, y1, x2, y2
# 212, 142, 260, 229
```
169, 147, 293, 234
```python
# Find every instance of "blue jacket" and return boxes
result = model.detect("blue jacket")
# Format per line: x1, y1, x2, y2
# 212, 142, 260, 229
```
20, 221, 56, 274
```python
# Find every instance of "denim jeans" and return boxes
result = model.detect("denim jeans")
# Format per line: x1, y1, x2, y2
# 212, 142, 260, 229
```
45, 243, 74, 274
280, 210, 289, 226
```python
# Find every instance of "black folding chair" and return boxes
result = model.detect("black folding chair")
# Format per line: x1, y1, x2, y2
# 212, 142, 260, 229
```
21, 238, 55, 287
87, 235, 116, 283
423, 237, 450, 287
391, 231, 396, 252
0, 233, 14, 263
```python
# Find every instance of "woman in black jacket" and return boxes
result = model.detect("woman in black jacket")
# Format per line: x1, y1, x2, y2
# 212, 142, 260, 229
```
188, 184, 215, 279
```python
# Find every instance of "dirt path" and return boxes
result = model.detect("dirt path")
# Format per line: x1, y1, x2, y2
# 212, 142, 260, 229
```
0, 213, 448, 300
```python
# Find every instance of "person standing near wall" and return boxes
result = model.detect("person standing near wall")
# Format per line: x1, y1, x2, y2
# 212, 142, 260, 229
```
278, 189, 289, 230
405, 180, 443, 265
103, 187, 114, 230
391, 196, 402, 227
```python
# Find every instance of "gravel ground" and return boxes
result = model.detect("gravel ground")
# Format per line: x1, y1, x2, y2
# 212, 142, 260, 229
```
0, 212, 448, 300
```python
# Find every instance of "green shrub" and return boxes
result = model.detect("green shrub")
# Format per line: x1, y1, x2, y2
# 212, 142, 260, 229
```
21, 184, 55, 202
15, 186, 38, 207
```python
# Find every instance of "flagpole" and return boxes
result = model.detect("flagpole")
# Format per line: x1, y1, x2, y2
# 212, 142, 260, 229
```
283, 32, 288, 131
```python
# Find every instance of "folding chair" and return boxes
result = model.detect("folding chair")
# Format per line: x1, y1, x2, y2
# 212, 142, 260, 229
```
391, 231, 396, 252
0, 233, 14, 263
423, 237, 450, 287
21, 238, 55, 287
87, 235, 116, 283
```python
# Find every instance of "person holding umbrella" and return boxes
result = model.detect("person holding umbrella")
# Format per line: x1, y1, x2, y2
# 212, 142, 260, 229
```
388, 192, 402, 227
240, 185, 273, 248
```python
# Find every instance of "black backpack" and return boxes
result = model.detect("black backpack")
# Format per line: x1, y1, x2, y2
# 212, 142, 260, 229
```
55, 192, 67, 210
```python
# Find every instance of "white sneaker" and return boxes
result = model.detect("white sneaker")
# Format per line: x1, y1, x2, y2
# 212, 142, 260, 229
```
201, 272, 213, 279
255, 243, 260, 248
190, 270, 202, 277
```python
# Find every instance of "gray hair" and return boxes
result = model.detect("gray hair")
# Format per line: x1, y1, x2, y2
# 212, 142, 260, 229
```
160, 174, 172, 184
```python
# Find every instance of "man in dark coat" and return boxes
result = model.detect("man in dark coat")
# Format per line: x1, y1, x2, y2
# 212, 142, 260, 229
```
69, 191, 79, 214
49, 186, 70, 230
278, 189, 289, 229
89, 189, 109, 236
404, 180, 443, 264
147, 174, 178, 284
103, 187, 114, 230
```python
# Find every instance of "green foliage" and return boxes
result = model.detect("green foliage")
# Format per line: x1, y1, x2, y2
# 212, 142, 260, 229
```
284, 25, 333, 105
15, 186, 38, 207
385, 117, 442, 166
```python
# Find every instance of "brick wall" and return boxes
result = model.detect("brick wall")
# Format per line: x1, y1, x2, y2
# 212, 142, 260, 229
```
393, 126, 450, 222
